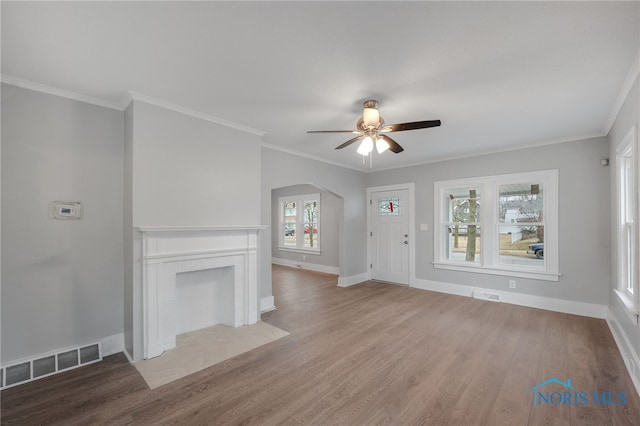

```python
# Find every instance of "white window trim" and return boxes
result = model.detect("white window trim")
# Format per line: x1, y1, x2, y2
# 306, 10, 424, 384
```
278, 247, 322, 256
278, 193, 321, 254
433, 170, 559, 282
616, 125, 639, 323
614, 289, 639, 325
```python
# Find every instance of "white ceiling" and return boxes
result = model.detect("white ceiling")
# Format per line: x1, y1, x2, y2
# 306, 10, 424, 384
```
2, 1, 639, 171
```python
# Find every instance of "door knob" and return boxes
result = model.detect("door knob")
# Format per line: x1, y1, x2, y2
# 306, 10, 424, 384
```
404, 241, 409, 245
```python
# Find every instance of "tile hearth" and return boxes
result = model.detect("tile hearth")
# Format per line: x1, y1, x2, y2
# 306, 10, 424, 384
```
134, 321, 289, 389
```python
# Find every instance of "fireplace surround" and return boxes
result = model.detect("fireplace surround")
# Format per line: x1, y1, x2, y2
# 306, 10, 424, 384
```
137, 226, 265, 359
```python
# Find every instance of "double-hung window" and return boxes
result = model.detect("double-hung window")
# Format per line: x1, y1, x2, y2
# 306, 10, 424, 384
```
616, 126, 639, 320
443, 186, 482, 263
279, 194, 320, 254
434, 170, 559, 281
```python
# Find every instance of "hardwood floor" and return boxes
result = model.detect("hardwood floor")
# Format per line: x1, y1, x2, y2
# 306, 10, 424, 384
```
3, 265, 640, 425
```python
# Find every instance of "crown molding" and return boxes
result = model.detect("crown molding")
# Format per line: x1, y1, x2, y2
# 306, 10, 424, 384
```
119, 91, 134, 111
368, 132, 607, 173
0, 74, 122, 110
0, 75, 266, 136
122, 91, 265, 136
603, 47, 640, 135
261, 142, 366, 173
265, 132, 606, 174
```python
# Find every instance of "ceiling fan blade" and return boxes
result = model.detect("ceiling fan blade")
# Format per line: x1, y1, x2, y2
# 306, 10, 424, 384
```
378, 134, 404, 153
380, 120, 441, 133
335, 135, 364, 150
307, 130, 361, 134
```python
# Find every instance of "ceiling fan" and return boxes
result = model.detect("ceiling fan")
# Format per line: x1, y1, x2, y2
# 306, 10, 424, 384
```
307, 99, 441, 156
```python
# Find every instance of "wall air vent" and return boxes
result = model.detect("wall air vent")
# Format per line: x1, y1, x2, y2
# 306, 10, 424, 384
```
472, 291, 502, 302
1, 342, 102, 390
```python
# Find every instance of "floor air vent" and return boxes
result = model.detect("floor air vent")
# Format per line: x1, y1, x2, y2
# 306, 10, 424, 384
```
472, 291, 501, 302
1, 342, 102, 390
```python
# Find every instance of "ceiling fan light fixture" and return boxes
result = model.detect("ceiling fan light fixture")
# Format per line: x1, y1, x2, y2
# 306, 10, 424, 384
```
307, 98, 441, 160
363, 107, 380, 128
357, 136, 374, 155
376, 137, 389, 154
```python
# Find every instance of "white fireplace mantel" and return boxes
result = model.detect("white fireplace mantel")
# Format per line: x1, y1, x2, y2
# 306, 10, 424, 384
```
137, 225, 266, 359
138, 225, 267, 232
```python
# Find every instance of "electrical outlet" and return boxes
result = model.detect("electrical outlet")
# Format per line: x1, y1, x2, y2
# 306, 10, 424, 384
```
509, 279, 516, 289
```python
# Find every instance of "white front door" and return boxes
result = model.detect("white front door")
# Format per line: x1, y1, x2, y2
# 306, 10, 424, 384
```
370, 189, 410, 284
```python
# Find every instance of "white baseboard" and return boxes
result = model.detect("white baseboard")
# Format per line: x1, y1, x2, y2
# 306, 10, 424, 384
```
606, 309, 640, 397
272, 258, 339, 275
412, 278, 474, 298
271, 258, 368, 288
411, 278, 608, 319
101, 333, 125, 357
123, 347, 135, 364
261, 295, 276, 313
337, 272, 370, 287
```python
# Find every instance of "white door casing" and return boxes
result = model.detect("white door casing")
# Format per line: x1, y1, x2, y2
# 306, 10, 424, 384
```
368, 186, 412, 285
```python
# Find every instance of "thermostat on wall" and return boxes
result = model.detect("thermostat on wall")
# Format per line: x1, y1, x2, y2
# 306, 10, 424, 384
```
52, 201, 83, 220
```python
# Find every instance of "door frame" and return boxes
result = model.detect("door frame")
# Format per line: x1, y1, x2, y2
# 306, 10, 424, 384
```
366, 183, 415, 285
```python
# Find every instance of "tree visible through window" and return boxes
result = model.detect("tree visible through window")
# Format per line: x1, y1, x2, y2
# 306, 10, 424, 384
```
434, 170, 559, 281
279, 194, 320, 252
303, 200, 318, 248
446, 188, 481, 263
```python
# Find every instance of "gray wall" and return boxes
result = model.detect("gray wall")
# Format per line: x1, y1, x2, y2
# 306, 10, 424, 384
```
261, 147, 368, 299
124, 100, 262, 360
271, 184, 341, 270
1, 84, 124, 363
130, 101, 261, 226
608, 77, 640, 356
367, 136, 611, 306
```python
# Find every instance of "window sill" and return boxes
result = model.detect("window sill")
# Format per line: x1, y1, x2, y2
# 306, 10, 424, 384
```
614, 289, 639, 325
277, 247, 322, 256
432, 261, 560, 282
